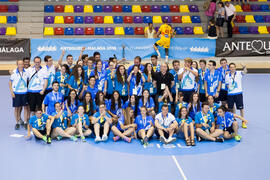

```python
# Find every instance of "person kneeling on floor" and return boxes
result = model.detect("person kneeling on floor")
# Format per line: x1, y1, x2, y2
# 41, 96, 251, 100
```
26, 108, 54, 144
155, 104, 178, 144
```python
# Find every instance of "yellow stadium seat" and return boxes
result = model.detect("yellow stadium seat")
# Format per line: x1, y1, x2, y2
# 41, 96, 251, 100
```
44, 27, 54, 36
132, 5, 141, 13
182, 16, 191, 23
258, 26, 268, 34
180, 5, 189, 12
6, 27, 16, 35
258, 0, 267, 1
0, 16, 7, 24
194, 26, 204, 34
54, 16, 64, 24
84, 5, 93, 13
245, 15, 255, 23
153, 16, 162, 23
235, 5, 243, 12
104, 16, 114, 24
64, 5, 74, 13
115, 27, 124, 35
221, 0, 230, 2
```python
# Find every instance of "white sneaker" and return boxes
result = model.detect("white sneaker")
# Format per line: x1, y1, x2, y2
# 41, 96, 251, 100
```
102, 135, 108, 141
95, 136, 102, 143
167, 137, 176, 144
159, 136, 167, 144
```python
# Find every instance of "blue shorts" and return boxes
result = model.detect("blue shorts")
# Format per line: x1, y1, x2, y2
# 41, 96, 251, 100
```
227, 93, 244, 110
12, 94, 28, 107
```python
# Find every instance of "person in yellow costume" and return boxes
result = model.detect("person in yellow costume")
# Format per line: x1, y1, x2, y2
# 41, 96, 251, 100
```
153, 19, 175, 63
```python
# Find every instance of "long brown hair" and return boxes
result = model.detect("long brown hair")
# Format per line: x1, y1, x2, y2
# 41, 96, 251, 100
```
116, 65, 127, 84
95, 60, 102, 77
71, 65, 85, 82
123, 107, 134, 125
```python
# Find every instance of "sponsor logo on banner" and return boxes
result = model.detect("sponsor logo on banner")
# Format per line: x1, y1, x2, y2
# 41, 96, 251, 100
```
216, 38, 270, 57
0, 39, 30, 61
31, 38, 216, 60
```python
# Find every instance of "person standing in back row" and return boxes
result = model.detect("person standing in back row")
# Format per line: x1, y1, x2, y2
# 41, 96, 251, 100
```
224, 2, 236, 38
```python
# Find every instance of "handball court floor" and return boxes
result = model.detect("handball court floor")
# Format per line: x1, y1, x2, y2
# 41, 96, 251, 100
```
0, 74, 270, 180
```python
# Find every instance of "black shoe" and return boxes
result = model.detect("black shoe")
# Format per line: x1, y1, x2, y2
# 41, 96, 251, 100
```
15, 124, 20, 130
23, 122, 28, 130
215, 137, 224, 143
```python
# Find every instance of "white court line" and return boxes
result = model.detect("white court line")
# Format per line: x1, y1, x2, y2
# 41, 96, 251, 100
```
171, 155, 188, 180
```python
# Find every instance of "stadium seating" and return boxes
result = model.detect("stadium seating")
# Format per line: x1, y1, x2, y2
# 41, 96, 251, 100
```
135, 27, 144, 35
84, 5, 93, 13
94, 5, 103, 13
74, 5, 83, 13
74, 16, 83, 24
184, 27, 193, 34
44, 5, 54, 13
141, 5, 151, 13
114, 16, 123, 24
105, 27, 114, 35
64, 16, 74, 24
172, 16, 181, 23
123, 16, 133, 23
143, 16, 152, 23
235, 5, 243, 12
55, 5, 64, 13
153, 16, 162, 23
94, 16, 103, 24
104, 5, 113, 13
85, 27, 94, 35
151, 5, 160, 12
189, 5, 199, 12
54, 16, 64, 24
115, 27, 124, 35
64, 27, 74, 35
54, 27, 64, 35
194, 26, 204, 34
0, 27, 6, 35
249, 26, 259, 34
0, 16, 7, 24
180, 5, 189, 13
258, 26, 268, 34
122, 5, 132, 13
254, 15, 264, 23
75, 27, 84, 35
191, 16, 201, 23
233, 26, 240, 34
161, 5, 170, 12
236, 15, 246, 23
104, 16, 114, 24
132, 5, 141, 13
182, 16, 192, 23
175, 27, 184, 34
8, 5, 18, 12
245, 15, 256, 23
124, 27, 134, 35
85, 16, 94, 24
7, 16, 17, 23
0, 5, 8, 12
170, 5, 179, 12
44, 16, 54, 24
64, 5, 74, 13
239, 26, 249, 34
264, 15, 270, 22
242, 4, 251, 12
251, 4, 261, 11
95, 27, 104, 35
44, 27, 54, 36
113, 5, 122, 13
162, 16, 172, 23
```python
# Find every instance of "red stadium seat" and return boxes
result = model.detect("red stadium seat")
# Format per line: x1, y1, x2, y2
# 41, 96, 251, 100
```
141, 5, 151, 12
236, 15, 246, 23
268, 26, 270, 33
94, 16, 103, 24
9, 0, 19, 2
123, 16, 133, 23
233, 26, 240, 34
113, 5, 122, 12
64, 16, 74, 24
85, 27, 94, 35
54, 27, 64, 35
0, 5, 8, 12
135, 27, 144, 35
172, 16, 182, 23
170, 5, 179, 12
242, 4, 251, 12
54, 5, 64, 13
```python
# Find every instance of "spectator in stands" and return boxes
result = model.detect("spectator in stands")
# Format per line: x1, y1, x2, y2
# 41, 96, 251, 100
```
207, 19, 217, 39
144, 23, 156, 38
9, 60, 29, 130
205, 0, 216, 32
225, 2, 236, 38
216, 1, 225, 38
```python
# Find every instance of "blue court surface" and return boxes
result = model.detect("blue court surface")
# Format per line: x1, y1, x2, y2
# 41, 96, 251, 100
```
1, 74, 270, 180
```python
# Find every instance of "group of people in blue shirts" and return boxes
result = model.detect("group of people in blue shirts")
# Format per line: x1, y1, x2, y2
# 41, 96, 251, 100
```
9, 49, 248, 146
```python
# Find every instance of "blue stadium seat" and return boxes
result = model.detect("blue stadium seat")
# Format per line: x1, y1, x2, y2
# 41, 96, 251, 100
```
191, 16, 201, 23
114, 16, 123, 24
260, 5, 269, 11
175, 27, 184, 35
95, 27, 104, 35
44, 5, 54, 13
64, 27, 74, 35
94, 5, 103, 12
124, 27, 134, 35
254, 15, 264, 23
122, 5, 132, 12
74, 16, 84, 24
161, 5, 170, 12
143, 16, 152, 23
7, 16, 17, 23
239, 26, 248, 34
